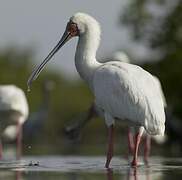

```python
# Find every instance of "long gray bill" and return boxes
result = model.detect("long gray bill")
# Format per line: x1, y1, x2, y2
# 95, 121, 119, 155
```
27, 31, 71, 91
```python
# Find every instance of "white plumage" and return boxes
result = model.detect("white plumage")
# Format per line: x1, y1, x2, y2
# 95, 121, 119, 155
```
112, 51, 130, 63
112, 51, 167, 109
0, 85, 29, 158
27, 12, 166, 167
93, 61, 165, 135
0, 85, 28, 121
110, 52, 167, 129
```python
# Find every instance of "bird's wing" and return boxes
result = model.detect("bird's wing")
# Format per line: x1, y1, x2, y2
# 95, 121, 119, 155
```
93, 62, 165, 135
152, 76, 167, 107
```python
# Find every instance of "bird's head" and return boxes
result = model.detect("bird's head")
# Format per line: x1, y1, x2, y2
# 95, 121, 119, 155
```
27, 12, 100, 91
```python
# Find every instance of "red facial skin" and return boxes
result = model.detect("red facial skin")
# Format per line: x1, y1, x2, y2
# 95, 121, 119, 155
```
67, 22, 79, 37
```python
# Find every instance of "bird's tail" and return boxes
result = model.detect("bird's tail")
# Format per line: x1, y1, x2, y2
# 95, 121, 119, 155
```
145, 115, 165, 136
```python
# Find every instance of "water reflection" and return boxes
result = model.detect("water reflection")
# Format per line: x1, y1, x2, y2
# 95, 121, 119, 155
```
15, 171, 22, 180
106, 168, 113, 180
105, 167, 162, 180
126, 168, 151, 180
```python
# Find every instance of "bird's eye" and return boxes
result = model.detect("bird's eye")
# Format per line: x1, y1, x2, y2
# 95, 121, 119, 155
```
68, 22, 79, 36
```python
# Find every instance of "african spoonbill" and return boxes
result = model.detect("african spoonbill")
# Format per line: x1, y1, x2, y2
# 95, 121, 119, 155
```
27, 13, 165, 167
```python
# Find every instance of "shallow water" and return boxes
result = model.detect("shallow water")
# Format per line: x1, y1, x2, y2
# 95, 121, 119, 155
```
0, 156, 182, 180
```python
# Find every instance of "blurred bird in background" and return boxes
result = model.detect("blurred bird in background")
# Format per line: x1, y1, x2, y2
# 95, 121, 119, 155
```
0, 85, 28, 159
23, 80, 54, 142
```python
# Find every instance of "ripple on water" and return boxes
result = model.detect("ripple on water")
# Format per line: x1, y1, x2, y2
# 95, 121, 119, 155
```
0, 156, 182, 175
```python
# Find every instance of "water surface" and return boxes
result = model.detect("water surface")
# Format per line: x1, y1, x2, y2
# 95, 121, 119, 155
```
0, 156, 182, 180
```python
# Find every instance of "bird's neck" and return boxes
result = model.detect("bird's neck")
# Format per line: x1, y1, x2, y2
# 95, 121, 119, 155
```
75, 30, 101, 88
41, 90, 50, 110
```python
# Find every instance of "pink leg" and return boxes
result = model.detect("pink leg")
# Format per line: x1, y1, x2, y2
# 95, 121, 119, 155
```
105, 125, 114, 168
144, 135, 151, 165
0, 140, 3, 159
16, 123, 22, 160
127, 128, 134, 155
131, 127, 144, 167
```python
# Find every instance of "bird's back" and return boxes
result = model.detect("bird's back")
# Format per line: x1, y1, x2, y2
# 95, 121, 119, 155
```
0, 85, 29, 123
93, 62, 165, 135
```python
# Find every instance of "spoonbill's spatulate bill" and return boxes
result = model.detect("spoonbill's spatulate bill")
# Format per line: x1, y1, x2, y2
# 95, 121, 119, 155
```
27, 12, 165, 167
27, 23, 78, 91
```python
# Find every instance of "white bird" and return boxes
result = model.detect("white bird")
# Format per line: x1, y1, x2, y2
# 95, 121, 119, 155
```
65, 51, 167, 163
0, 85, 29, 159
27, 12, 165, 167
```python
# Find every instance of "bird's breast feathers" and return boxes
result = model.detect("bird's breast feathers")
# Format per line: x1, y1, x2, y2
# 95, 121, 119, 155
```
93, 62, 165, 135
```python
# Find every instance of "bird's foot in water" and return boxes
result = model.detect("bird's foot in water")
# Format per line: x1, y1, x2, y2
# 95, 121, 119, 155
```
131, 159, 138, 167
